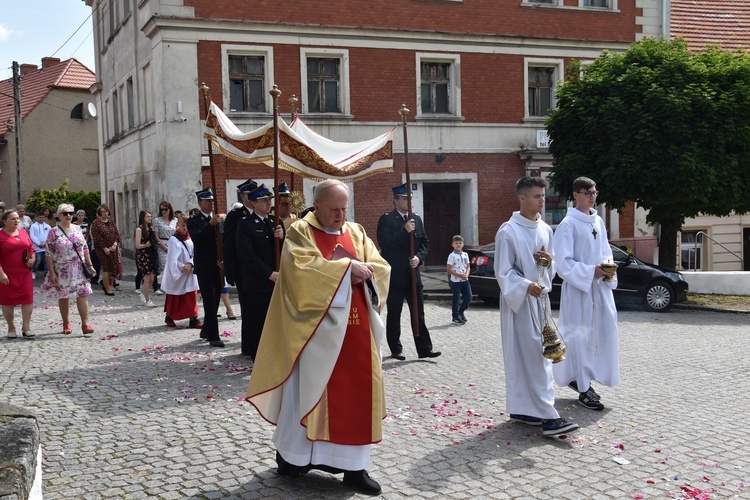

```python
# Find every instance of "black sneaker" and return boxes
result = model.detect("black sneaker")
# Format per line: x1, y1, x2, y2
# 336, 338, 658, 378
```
452, 318, 463, 324
568, 381, 579, 392
579, 389, 604, 411
509, 414, 543, 426
459, 314, 468, 323
542, 418, 579, 437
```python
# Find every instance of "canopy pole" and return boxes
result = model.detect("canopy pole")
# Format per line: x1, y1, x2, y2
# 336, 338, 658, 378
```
288, 94, 298, 192
270, 85, 282, 271
200, 83, 225, 283
399, 104, 419, 338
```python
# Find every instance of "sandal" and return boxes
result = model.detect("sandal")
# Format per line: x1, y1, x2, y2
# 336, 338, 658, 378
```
21, 331, 35, 339
7, 330, 17, 339
82, 324, 94, 335
62, 323, 72, 335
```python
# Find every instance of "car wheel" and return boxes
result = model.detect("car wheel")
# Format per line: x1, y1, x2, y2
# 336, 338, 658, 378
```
643, 281, 674, 312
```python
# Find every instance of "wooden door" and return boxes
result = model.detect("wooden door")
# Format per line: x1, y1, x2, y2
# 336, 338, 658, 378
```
423, 182, 461, 267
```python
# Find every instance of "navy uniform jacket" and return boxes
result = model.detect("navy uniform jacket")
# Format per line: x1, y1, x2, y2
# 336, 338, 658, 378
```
187, 212, 220, 276
236, 212, 285, 295
222, 205, 251, 286
377, 209, 429, 289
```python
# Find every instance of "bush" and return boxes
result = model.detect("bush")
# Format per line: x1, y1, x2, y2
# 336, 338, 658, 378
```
26, 180, 101, 218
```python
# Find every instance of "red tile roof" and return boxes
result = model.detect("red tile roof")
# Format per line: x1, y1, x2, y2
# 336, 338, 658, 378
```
671, 1, 750, 51
0, 58, 95, 138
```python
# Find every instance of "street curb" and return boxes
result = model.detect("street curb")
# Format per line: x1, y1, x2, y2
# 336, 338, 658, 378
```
673, 303, 750, 314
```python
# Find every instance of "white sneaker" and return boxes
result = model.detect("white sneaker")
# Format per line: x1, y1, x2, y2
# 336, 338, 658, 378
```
144, 300, 157, 307
135, 289, 143, 295
154, 290, 163, 295
140, 294, 147, 304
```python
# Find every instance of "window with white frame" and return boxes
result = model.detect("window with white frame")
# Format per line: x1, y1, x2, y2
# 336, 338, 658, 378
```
222, 45, 274, 114
416, 53, 461, 118
524, 59, 563, 119
581, 0, 616, 8
300, 48, 350, 115
525, 0, 556, 4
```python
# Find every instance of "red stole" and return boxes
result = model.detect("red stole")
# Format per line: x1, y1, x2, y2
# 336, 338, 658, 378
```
308, 226, 374, 445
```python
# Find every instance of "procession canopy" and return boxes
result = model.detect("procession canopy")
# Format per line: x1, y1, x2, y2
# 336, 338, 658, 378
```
203, 101, 394, 182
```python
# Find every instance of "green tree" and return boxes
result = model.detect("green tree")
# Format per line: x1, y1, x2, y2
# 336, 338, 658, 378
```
547, 37, 750, 268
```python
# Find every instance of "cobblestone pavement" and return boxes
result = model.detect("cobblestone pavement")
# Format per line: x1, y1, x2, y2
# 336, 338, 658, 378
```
1, 262, 748, 499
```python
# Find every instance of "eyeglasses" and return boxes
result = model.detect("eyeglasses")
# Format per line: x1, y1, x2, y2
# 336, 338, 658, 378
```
61, 211, 75, 216
161, 208, 169, 212
578, 191, 598, 198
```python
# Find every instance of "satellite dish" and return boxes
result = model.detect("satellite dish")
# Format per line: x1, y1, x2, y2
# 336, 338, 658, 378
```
87, 102, 98, 119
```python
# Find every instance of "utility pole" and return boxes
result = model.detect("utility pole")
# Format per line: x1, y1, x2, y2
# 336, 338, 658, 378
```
12, 61, 24, 204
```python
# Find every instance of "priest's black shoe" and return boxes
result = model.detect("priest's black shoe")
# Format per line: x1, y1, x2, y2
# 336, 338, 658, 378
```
343, 470, 381, 495
209, 339, 225, 348
391, 352, 406, 361
418, 350, 442, 359
275, 451, 309, 477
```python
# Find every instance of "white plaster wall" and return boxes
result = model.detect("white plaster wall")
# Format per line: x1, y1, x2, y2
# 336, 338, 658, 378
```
681, 271, 750, 295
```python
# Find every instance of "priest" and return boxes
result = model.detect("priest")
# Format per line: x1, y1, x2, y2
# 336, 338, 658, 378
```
246, 179, 390, 495
552, 176, 619, 411
494, 176, 579, 438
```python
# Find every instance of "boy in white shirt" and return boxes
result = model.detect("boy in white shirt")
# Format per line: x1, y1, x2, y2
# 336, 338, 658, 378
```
446, 235, 472, 324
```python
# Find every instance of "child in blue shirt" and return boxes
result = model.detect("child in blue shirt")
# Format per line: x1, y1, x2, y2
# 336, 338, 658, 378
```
446, 235, 472, 324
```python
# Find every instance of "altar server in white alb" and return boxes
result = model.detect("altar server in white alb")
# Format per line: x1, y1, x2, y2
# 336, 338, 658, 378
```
494, 176, 578, 438
552, 176, 619, 411
161, 213, 202, 329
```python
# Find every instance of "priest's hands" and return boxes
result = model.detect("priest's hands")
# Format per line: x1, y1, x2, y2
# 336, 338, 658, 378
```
351, 261, 374, 285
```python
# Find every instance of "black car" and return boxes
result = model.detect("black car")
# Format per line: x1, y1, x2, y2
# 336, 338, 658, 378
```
465, 242, 688, 312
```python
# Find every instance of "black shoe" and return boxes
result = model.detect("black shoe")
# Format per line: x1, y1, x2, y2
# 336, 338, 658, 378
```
391, 352, 406, 360
343, 470, 381, 495
459, 314, 468, 323
209, 339, 225, 348
418, 350, 442, 359
568, 381, 579, 392
276, 451, 309, 477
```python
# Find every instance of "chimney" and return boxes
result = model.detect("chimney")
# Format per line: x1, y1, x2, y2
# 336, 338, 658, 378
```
20, 64, 37, 75
41, 57, 61, 69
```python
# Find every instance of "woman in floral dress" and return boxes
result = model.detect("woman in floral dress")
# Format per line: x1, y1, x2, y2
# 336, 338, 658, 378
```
135, 210, 158, 307
89, 204, 122, 295
152, 200, 177, 289
42, 204, 95, 335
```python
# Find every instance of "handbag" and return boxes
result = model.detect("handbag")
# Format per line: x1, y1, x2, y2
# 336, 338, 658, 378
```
59, 227, 94, 279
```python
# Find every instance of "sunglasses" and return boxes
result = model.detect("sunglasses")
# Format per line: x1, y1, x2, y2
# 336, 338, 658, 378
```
161, 208, 169, 211
61, 211, 75, 216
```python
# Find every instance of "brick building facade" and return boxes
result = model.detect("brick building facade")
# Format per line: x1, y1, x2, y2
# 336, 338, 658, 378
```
84, 0, 664, 258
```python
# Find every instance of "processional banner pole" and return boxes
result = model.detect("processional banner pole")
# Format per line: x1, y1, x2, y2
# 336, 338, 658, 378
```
270, 85, 282, 271
399, 104, 419, 338
200, 83, 225, 283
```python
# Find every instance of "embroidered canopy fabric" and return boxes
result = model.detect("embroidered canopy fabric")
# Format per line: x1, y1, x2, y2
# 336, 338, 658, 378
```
203, 102, 394, 182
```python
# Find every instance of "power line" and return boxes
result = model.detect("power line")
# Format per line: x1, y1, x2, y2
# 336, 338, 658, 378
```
50, 11, 93, 60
